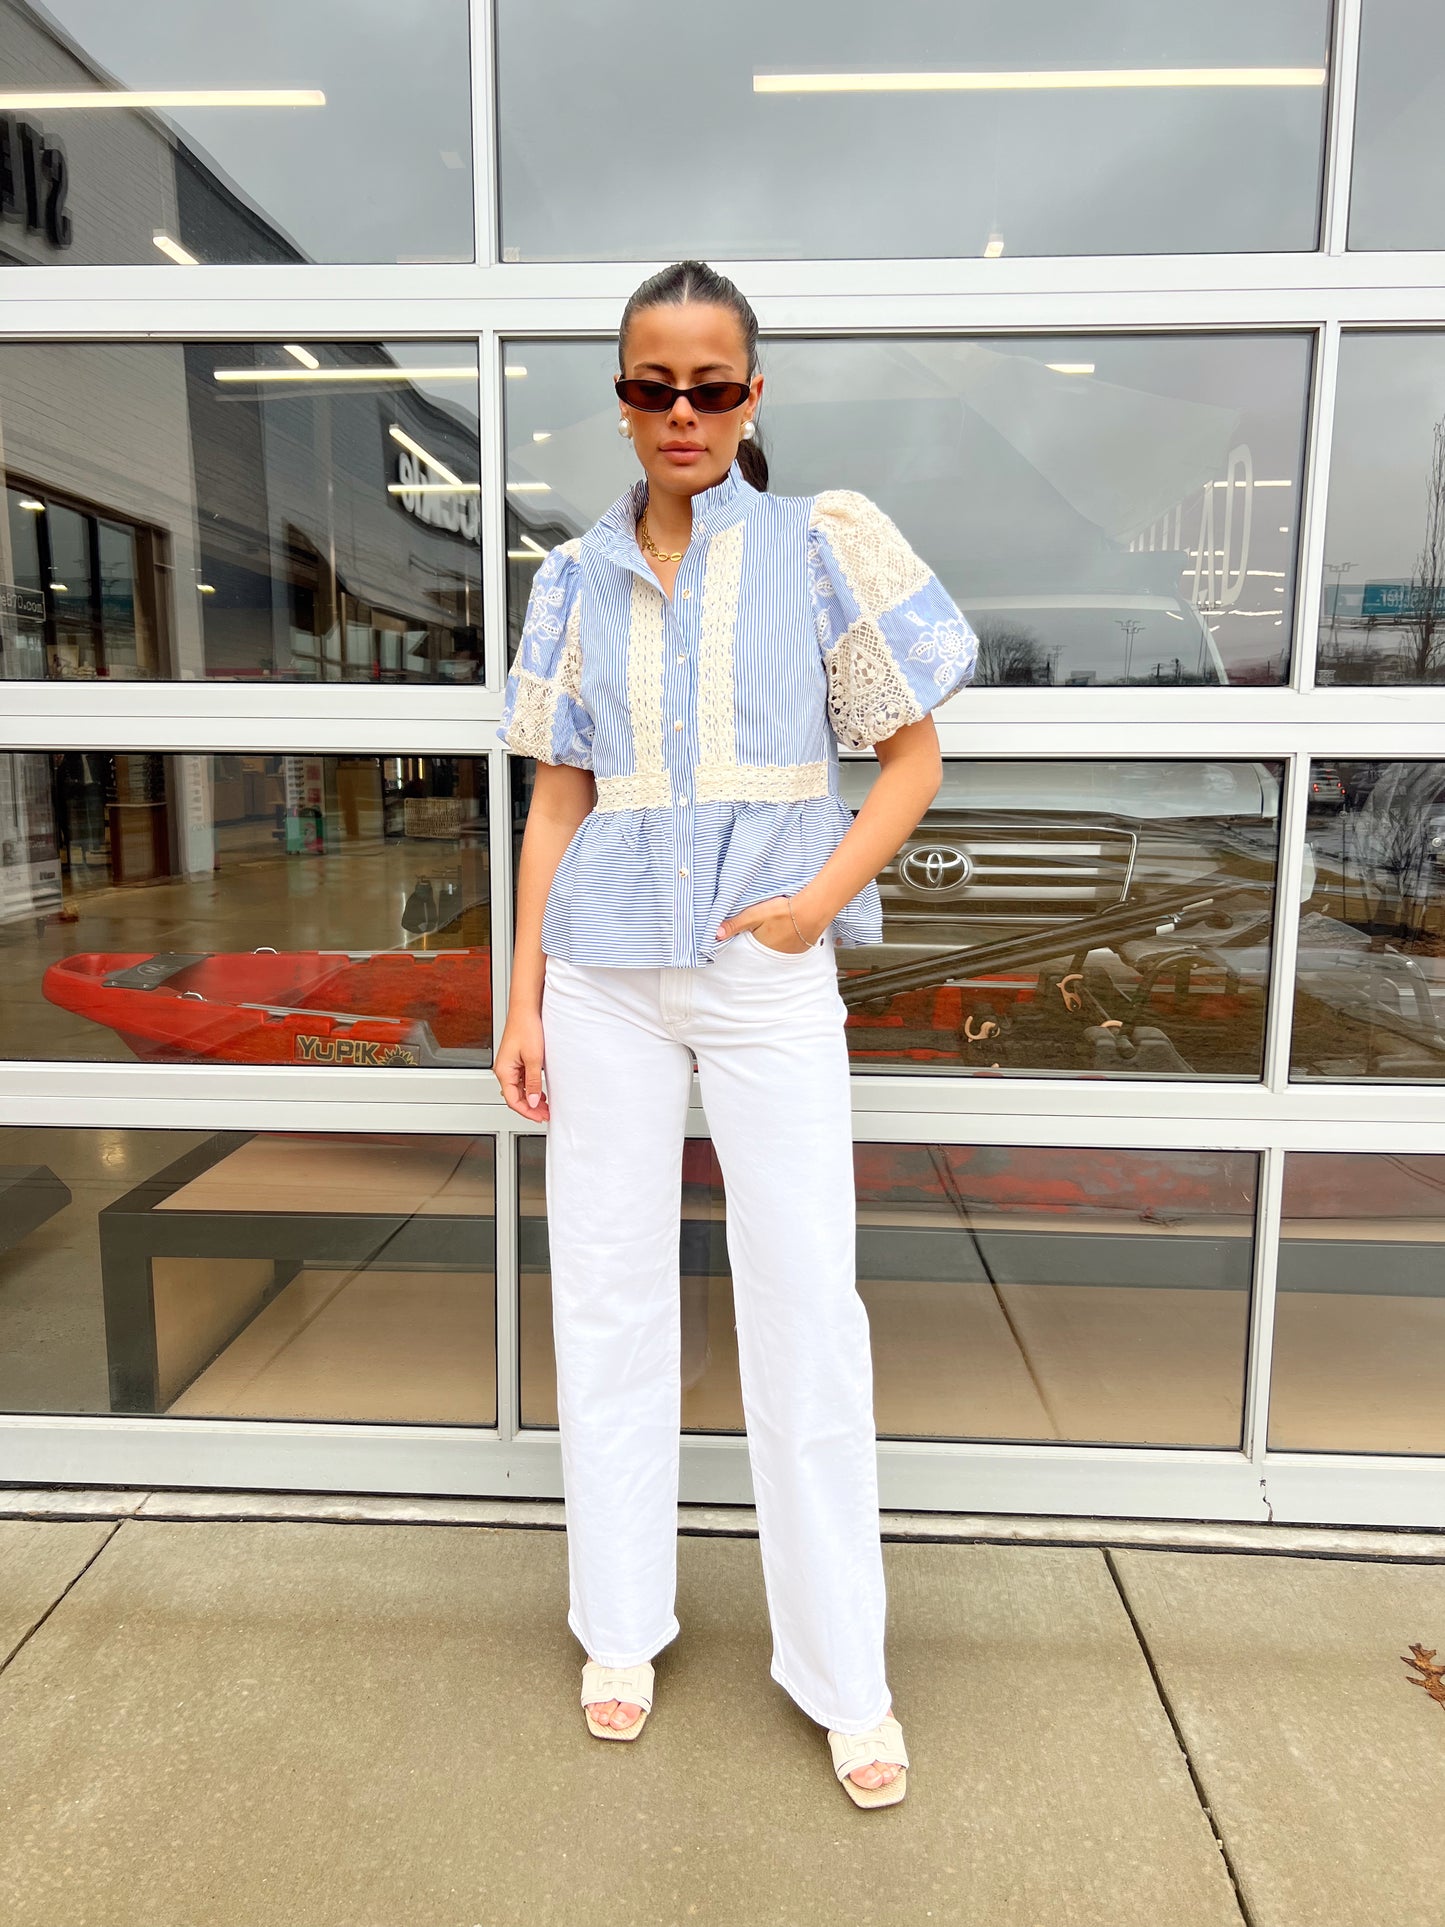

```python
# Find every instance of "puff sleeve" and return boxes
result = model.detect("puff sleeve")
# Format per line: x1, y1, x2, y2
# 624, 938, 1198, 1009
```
807, 489, 978, 750
495, 540, 594, 769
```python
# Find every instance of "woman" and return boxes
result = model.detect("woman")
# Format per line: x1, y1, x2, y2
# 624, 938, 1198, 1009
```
495, 260, 978, 1810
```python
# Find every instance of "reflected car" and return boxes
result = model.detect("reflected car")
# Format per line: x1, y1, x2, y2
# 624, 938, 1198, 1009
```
1307, 765, 1347, 812
834, 760, 1280, 1077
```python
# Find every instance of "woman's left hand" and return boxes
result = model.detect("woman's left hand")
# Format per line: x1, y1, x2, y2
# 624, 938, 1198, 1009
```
716, 894, 818, 953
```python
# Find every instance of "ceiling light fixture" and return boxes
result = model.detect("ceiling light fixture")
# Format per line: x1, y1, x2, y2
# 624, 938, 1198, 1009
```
153, 231, 199, 265
388, 423, 463, 486
753, 67, 1326, 94
213, 366, 475, 383
283, 344, 320, 369
0, 89, 326, 110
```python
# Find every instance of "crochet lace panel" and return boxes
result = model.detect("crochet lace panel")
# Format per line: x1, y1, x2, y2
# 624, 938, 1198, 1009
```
694, 760, 830, 802
558, 596, 582, 700
595, 770, 675, 812
697, 519, 745, 774
809, 488, 934, 619
500, 665, 561, 761
823, 619, 927, 750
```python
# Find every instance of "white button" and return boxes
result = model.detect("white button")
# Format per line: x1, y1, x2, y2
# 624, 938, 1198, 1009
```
676, 653, 685, 663
681, 588, 691, 599
679, 866, 688, 877
673, 719, 683, 730
679, 797, 689, 807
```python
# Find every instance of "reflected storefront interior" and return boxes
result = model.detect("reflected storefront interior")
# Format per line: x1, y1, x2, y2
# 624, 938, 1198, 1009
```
4, 1, 1445, 1524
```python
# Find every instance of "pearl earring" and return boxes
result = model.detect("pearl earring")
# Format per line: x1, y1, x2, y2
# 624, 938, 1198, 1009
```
617, 416, 632, 439
740, 418, 756, 441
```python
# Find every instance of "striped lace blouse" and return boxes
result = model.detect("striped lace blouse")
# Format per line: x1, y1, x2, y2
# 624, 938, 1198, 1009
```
496, 456, 979, 968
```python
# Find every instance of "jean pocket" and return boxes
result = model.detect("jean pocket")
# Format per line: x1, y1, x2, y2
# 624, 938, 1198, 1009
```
740, 928, 821, 962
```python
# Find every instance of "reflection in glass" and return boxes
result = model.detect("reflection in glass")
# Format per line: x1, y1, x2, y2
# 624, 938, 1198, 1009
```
505, 334, 1310, 687
510, 757, 1280, 1079
520, 1137, 1256, 1447
0, 0, 473, 266
1271, 1152, 1445, 1454
1318, 333, 1445, 686
0, 1128, 496, 1422
1293, 761, 1445, 1080
497, 1, 1329, 261
0, 751, 492, 1066
1349, 0, 1445, 251
0, 342, 482, 681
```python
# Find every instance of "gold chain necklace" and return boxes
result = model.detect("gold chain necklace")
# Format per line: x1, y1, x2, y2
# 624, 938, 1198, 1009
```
637, 510, 684, 563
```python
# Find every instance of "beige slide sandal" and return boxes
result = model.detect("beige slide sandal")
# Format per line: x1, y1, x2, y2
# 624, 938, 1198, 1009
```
581, 1659, 655, 1741
828, 1715, 909, 1809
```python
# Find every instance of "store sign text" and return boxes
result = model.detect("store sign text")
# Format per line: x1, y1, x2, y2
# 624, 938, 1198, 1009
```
395, 449, 481, 542
0, 116, 72, 249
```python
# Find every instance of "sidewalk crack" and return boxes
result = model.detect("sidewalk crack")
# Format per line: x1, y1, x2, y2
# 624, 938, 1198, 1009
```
1103, 1546, 1258, 1927
0, 1519, 125, 1677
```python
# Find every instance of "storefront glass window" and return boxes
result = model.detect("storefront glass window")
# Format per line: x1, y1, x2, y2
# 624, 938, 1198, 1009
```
0, 342, 483, 682
1270, 1152, 1445, 1453
1292, 761, 1445, 1080
1348, 0, 1445, 251
0, 0, 473, 266
0, 1129, 496, 1421
520, 1138, 1257, 1448
496, 1, 1331, 261
505, 334, 1311, 688
0, 751, 493, 1067
1317, 333, 1445, 686
509, 757, 1282, 1080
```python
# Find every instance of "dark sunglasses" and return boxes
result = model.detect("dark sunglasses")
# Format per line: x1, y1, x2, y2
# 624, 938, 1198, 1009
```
614, 377, 751, 414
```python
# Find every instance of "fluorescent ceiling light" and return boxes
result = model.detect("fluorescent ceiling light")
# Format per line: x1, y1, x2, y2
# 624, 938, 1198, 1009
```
504, 365, 528, 379
532, 430, 552, 442
983, 231, 1005, 258
512, 535, 547, 558
1213, 477, 1292, 487
753, 67, 1325, 94
386, 483, 480, 495
213, 366, 474, 383
197, 583, 216, 594
1046, 362, 1095, 374
388, 423, 463, 486
18, 498, 45, 512
506, 481, 550, 493
283, 344, 319, 370
153, 231, 199, 265
0, 89, 325, 109
48, 582, 68, 592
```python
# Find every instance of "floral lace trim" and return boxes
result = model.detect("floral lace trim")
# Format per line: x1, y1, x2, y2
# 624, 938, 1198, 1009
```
823, 618, 927, 750
595, 770, 675, 812
809, 489, 934, 619
559, 596, 582, 700
500, 666, 561, 761
627, 572, 668, 787
697, 520, 745, 773
694, 760, 830, 803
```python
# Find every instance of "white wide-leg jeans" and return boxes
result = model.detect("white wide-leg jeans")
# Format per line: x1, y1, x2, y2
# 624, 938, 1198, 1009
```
539, 925, 891, 1734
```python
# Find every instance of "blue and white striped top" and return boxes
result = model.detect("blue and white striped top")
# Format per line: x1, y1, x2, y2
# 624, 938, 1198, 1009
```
497, 457, 978, 968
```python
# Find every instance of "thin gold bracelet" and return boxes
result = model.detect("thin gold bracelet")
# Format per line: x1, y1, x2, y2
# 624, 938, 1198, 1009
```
784, 894, 811, 946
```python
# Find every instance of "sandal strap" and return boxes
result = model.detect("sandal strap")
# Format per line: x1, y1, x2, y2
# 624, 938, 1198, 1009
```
828, 1715, 909, 1782
581, 1660, 654, 1713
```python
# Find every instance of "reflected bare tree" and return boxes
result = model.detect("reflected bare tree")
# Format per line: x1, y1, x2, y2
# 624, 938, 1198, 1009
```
1343, 762, 1444, 945
1398, 416, 1445, 683
974, 622, 1051, 686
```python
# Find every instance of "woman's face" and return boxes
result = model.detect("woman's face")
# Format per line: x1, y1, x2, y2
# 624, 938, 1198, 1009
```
618, 301, 763, 500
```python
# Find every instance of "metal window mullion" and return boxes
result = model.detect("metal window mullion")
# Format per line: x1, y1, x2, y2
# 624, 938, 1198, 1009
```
1292, 317, 1341, 692
492, 1128, 523, 1443
1323, 0, 1365, 257
1262, 752, 1310, 1092
470, 0, 500, 269
1241, 1142, 1286, 1469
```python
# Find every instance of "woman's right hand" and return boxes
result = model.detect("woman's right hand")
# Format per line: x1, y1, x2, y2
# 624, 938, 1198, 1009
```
495, 1006, 550, 1121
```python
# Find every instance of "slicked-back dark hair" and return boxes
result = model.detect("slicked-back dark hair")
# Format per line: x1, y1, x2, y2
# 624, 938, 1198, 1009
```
618, 259, 768, 491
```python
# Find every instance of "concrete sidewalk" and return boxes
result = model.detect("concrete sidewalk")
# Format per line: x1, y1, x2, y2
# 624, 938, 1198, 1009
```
1, 1512, 1443, 1927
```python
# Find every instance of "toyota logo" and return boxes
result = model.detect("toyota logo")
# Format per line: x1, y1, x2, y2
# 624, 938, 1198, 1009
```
899, 845, 973, 894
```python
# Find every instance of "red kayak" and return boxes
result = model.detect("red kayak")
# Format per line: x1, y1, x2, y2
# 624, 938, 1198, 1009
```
42, 949, 494, 1067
